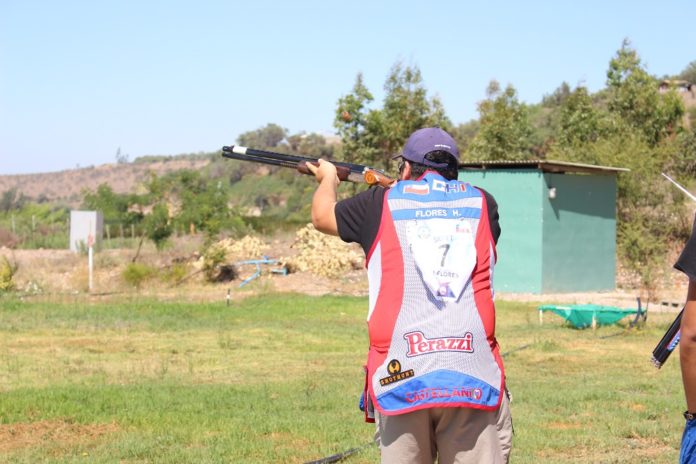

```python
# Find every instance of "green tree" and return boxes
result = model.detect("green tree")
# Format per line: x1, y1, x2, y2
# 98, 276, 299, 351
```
143, 203, 172, 251
334, 73, 380, 167
334, 63, 452, 171
541, 82, 572, 107
286, 132, 334, 158
678, 60, 696, 85
451, 119, 480, 154
467, 81, 534, 161
0, 188, 26, 213
82, 184, 142, 226
374, 62, 452, 169
606, 39, 685, 146
557, 86, 605, 148
237, 123, 287, 149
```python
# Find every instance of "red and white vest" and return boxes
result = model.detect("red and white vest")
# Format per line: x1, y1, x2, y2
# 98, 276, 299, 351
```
364, 172, 504, 417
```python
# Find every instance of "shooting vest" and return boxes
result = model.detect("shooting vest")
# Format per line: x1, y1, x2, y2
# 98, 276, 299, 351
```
365, 172, 504, 417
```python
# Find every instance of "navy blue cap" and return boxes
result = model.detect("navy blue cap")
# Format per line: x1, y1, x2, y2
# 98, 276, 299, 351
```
396, 127, 459, 168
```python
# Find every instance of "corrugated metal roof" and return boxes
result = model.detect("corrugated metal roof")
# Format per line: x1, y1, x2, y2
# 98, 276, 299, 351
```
458, 159, 629, 175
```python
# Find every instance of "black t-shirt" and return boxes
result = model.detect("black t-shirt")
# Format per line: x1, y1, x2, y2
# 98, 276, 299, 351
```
335, 184, 501, 256
675, 214, 696, 281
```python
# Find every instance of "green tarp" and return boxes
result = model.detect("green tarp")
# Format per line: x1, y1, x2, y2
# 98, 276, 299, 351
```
538, 304, 639, 329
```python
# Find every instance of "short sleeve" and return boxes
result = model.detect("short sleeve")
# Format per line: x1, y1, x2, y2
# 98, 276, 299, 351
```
335, 187, 386, 255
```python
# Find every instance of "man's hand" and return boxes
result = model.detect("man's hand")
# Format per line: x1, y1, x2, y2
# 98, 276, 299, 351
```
306, 159, 340, 187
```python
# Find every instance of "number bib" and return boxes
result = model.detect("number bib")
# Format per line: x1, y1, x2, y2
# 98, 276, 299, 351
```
406, 218, 476, 302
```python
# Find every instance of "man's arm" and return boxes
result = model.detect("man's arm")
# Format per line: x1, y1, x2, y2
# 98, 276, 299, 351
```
479, 188, 501, 245
306, 159, 340, 236
681, 280, 696, 412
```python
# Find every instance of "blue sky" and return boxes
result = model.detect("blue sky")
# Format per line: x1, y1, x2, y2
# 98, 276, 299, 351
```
1, 0, 695, 175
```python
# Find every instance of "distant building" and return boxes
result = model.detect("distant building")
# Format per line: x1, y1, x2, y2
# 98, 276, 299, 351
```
659, 79, 694, 96
659, 79, 696, 128
458, 160, 628, 294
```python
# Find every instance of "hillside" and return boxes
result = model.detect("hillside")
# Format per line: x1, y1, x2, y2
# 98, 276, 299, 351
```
0, 158, 211, 207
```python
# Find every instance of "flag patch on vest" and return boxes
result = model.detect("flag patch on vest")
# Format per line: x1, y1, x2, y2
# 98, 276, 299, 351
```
404, 184, 430, 195
404, 331, 473, 357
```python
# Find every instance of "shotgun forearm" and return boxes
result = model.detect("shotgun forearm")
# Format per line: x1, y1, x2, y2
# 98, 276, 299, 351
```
221, 145, 395, 187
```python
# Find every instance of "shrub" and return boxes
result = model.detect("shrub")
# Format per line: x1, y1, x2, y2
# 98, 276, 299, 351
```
122, 263, 156, 289
202, 243, 227, 282
162, 263, 189, 285
0, 256, 18, 292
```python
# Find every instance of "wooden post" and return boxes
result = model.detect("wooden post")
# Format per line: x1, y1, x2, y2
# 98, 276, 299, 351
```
87, 231, 94, 292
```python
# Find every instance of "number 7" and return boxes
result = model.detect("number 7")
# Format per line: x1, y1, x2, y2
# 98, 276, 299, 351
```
439, 244, 450, 267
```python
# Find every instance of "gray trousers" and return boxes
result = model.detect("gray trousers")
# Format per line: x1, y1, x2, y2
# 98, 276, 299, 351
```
375, 391, 512, 464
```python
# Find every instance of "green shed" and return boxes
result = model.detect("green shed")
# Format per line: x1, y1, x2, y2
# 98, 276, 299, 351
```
458, 160, 629, 294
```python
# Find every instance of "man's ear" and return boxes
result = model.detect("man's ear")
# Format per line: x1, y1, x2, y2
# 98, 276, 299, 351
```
401, 161, 412, 180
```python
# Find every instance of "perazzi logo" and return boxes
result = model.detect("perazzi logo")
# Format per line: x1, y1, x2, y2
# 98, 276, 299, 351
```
404, 331, 473, 357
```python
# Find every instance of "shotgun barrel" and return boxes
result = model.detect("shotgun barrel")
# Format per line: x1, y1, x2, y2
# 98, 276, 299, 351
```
651, 308, 683, 368
221, 145, 395, 187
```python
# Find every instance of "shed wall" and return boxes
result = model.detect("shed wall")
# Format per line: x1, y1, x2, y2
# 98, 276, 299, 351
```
541, 173, 616, 292
460, 169, 543, 293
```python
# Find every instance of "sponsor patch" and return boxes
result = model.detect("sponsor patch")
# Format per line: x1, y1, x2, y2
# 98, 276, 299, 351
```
379, 358, 415, 386
405, 387, 483, 403
404, 331, 473, 357
387, 359, 401, 374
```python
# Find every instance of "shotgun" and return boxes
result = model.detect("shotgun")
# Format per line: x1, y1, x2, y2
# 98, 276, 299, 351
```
221, 145, 396, 188
651, 172, 696, 368
651, 307, 683, 368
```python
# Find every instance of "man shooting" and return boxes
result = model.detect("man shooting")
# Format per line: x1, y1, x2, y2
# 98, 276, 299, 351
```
307, 127, 512, 463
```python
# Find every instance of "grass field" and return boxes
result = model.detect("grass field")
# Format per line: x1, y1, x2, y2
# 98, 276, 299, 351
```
0, 292, 686, 463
